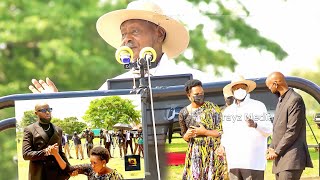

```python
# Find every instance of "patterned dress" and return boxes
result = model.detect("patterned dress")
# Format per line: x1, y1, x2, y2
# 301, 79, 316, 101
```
69, 164, 123, 180
178, 101, 226, 180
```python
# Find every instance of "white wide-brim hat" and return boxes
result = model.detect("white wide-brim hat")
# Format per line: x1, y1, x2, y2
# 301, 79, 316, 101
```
224, 74, 256, 93
96, 0, 189, 59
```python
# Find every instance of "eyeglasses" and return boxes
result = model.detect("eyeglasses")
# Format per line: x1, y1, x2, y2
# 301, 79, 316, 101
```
37, 108, 53, 113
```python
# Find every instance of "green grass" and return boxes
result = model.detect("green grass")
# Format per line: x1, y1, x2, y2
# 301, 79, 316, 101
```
166, 132, 320, 180
17, 138, 144, 180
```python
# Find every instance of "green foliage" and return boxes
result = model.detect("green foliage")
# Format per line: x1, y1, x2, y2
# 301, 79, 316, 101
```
0, 0, 129, 96
0, 0, 287, 97
183, 0, 287, 75
83, 96, 141, 129
51, 116, 87, 135
0, 129, 18, 180
20, 110, 37, 128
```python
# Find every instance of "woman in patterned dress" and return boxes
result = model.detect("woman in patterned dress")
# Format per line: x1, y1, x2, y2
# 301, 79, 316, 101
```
50, 145, 123, 179
179, 79, 225, 180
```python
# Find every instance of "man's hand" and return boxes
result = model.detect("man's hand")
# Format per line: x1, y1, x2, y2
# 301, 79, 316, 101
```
190, 124, 207, 136
29, 77, 58, 93
45, 143, 59, 156
266, 148, 278, 160
246, 118, 257, 128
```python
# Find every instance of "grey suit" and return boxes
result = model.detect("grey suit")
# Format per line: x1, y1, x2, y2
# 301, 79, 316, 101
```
270, 88, 313, 175
22, 121, 70, 180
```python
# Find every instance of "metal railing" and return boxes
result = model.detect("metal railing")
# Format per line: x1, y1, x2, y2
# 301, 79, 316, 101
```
1, 76, 319, 178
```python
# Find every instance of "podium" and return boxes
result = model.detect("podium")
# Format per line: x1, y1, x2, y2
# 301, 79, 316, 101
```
0, 75, 320, 179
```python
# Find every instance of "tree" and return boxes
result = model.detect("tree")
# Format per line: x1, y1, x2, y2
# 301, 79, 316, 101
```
51, 116, 87, 135
83, 96, 141, 129
0, 129, 18, 180
20, 110, 37, 129
0, 0, 287, 98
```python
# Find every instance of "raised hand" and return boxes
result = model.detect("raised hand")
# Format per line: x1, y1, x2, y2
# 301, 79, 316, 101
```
29, 77, 58, 93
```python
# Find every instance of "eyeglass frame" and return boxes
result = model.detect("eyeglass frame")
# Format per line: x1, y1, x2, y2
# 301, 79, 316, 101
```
37, 108, 53, 113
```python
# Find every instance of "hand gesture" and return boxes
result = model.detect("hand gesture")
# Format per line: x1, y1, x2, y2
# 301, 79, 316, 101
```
266, 148, 278, 160
183, 128, 196, 141
29, 77, 58, 93
46, 143, 59, 156
190, 124, 207, 136
70, 170, 79, 176
246, 117, 257, 128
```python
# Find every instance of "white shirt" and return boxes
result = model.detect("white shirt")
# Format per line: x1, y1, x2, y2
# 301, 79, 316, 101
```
99, 53, 213, 90
126, 132, 131, 140
221, 94, 273, 171
105, 133, 110, 143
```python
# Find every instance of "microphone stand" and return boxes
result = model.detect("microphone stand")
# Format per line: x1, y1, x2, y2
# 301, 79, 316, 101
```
130, 57, 148, 94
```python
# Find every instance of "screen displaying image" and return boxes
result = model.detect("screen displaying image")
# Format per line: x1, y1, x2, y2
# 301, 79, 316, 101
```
15, 94, 144, 180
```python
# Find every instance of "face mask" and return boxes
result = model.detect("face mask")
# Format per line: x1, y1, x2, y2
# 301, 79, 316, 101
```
39, 117, 51, 124
192, 95, 205, 106
233, 89, 247, 100
225, 96, 234, 106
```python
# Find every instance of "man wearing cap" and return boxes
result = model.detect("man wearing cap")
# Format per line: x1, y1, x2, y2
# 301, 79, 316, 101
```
265, 72, 313, 180
218, 75, 273, 180
28, 0, 212, 93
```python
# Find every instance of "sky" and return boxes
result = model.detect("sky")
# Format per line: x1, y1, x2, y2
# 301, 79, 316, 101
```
159, 0, 320, 81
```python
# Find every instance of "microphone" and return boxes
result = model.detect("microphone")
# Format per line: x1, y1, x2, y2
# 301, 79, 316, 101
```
139, 47, 157, 63
115, 46, 133, 64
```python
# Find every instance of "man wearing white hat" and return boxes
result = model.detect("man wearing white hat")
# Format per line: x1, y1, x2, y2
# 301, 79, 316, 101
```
29, 0, 212, 93
219, 74, 273, 180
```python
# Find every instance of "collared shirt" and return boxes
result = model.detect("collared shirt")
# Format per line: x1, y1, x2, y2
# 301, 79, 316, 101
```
221, 94, 273, 171
99, 53, 214, 90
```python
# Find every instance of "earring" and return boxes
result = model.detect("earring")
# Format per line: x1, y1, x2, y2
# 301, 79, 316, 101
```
103, 164, 106, 167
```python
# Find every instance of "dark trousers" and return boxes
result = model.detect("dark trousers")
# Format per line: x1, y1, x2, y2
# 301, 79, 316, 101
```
86, 143, 93, 157
229, 169, 264, 180
275, 170, 303, 180
105, 141, 111, 156
125, 139, 133, 155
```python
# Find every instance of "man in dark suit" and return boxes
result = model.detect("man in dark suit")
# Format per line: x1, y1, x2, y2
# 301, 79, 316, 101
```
265, 72, 313, 180
104, 130, 112, 157
22, 102, 70, 180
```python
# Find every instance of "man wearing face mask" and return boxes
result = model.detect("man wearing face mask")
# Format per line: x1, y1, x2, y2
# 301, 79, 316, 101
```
178, 79, 226, 179
218, 75, 273, 180
265, 72, 313, 180
22, 102, 70, 180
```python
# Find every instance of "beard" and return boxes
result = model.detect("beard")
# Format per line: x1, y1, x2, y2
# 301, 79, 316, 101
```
39, 117, 51, 124
272, 90, 281, 98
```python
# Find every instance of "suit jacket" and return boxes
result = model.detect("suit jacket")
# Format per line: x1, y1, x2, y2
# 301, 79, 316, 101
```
22, 121, 70, 180
270, 88, 313, 173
